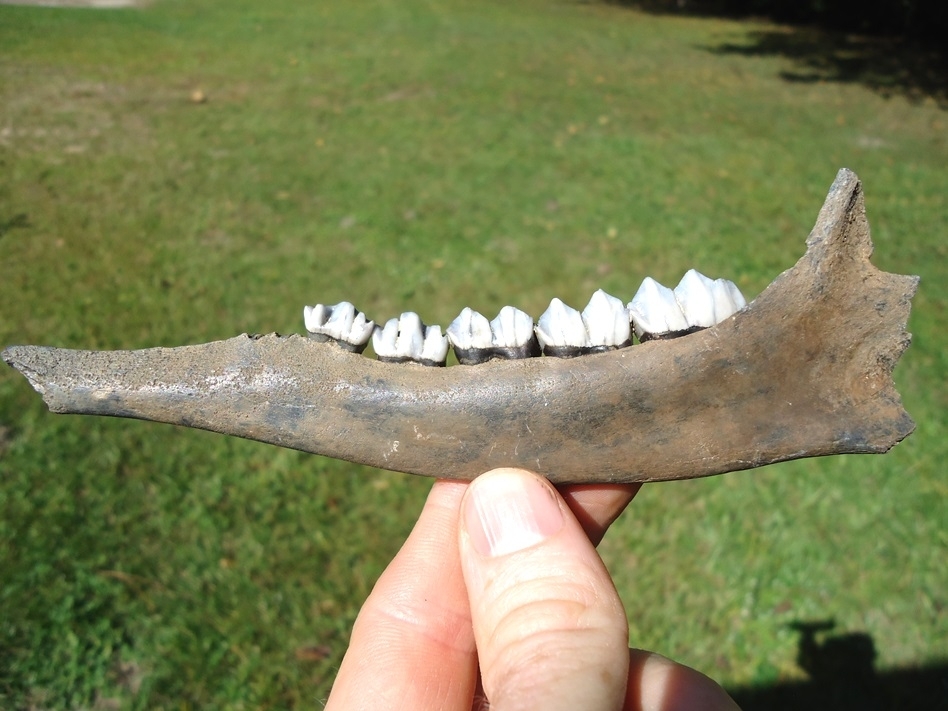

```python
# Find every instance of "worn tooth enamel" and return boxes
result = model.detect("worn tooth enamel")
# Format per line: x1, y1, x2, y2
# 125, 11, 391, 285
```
674, 269, 717, 329
582, 289, 631, 348
303, 304, 331, 334
304, 302, 375, 352
537, 298, 589, 354
372, 318, 400, 359
372, 313, 446, 366
447, 307, 493, 351
421, 324, 449, 366
491, 306, 534, 348
627, 278, 689, 339
347, 311, 376, 346
396, 312, 425, 359
324, 301, 356, 340
710, 278, 747, 323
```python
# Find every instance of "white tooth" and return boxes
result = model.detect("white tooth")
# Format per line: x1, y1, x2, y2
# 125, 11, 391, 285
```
582, 289, 630, 347
347, 311, 376, 346
396, 312, 424, 359
536, 298, 589, 349
325, 301, 356, 340
627, 278, 688, 338
372, 318, 400, 358
303, 304, 331, 333
491, 306, 534, 348
710, 278, 747, 323
447, 307, 493, 351
674, 269, 716, 329
421, 324, 449, 363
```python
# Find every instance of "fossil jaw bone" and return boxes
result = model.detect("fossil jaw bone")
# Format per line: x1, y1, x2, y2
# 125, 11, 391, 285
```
2, 169, 918, 484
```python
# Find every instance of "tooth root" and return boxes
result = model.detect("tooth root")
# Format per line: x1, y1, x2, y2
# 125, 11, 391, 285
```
582, 289, 631, 349
627, 278, 689, 340
537, 298, 589, 356
304, 302, 374, 353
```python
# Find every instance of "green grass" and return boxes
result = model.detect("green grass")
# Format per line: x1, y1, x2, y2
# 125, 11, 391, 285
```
1, 0, 945, 707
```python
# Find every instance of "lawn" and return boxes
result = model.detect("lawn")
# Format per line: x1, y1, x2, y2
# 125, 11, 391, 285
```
0, 0, 945, 708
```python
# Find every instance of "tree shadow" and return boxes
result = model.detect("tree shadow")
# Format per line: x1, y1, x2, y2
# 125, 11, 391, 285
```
707, 27, 948, 109
604, 1, 948, 107
726, 619, 948, 711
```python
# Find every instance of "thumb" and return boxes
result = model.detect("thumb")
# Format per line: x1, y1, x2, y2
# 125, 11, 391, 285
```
459, 468, 629, 711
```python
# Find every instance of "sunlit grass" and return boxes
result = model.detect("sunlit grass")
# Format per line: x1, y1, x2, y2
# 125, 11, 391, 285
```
1, 0, 945, 706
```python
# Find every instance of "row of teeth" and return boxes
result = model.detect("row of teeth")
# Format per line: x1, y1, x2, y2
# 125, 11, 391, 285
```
303, 269, 747, 367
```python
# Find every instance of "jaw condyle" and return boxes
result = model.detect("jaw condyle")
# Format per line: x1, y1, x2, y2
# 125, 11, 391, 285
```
2, 170, 919, 484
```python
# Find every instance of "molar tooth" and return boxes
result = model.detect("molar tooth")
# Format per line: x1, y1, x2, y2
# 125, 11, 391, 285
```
447, 307, 493, 351
627, 278, 689, 340
536, 298, 589, 356
304, 301, 375, 353
674, 269, 717, 329
490, 306, 534, 349
710, 278, 747, 323
582, 289, 631, 349
447, 307, 495, 364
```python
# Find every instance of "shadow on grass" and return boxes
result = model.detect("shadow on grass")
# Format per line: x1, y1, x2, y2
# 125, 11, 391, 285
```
603, 2, 948, 107
0, 212, 31, 240
707, 28, 948, 109
726, 620, 948, 710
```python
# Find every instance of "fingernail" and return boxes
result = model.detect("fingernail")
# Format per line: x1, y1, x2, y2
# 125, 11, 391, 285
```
464, 471, 564, 557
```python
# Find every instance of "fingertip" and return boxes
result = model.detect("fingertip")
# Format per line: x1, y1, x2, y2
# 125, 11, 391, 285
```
627, 650, 741, 711
459, 468, 630, 710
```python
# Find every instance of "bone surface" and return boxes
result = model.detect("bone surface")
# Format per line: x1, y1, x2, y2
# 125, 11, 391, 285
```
2, 170, 918, 484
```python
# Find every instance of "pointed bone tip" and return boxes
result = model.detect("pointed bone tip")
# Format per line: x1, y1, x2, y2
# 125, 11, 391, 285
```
3, 345, 50, 396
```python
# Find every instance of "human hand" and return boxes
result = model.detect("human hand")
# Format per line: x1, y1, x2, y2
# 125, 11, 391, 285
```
325, 468, 740, 710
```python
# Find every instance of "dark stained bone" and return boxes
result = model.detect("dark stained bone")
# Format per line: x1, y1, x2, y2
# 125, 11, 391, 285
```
2, 170, 918, 484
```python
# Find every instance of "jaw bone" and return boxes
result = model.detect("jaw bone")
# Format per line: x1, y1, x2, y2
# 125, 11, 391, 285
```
1, 170, 918, 484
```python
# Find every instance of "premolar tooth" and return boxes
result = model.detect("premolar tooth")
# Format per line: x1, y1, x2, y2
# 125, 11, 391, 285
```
582, 289, 631, 349
627, 278, 689, 340
304, 301, 375, 353
674, 269, 717, 329
537, 298, 589, 356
